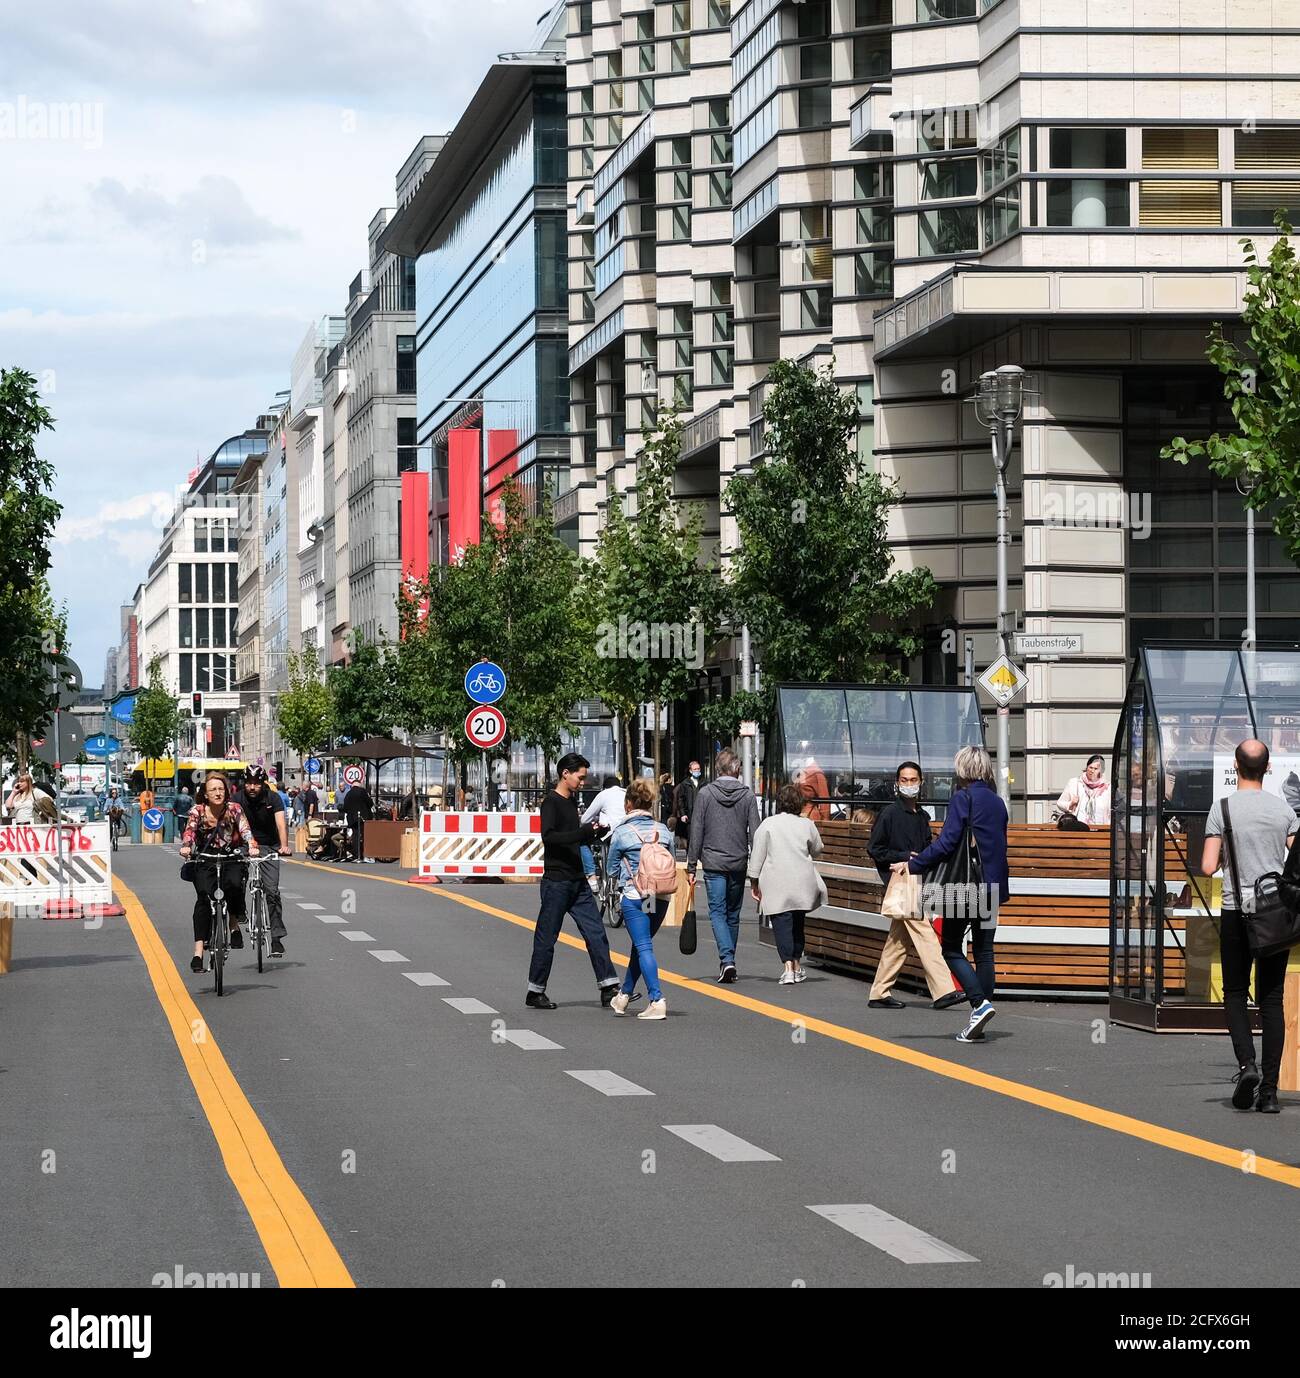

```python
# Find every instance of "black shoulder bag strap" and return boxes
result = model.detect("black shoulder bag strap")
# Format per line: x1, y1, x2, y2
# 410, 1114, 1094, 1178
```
1220, 798, 1241, 912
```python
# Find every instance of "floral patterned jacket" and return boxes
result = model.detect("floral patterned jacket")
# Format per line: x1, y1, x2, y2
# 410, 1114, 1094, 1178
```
181, 802, 256, 854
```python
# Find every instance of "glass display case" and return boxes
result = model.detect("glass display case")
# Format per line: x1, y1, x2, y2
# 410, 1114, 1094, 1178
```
766, 683, 985, 819
1110, 643, 1300, 1031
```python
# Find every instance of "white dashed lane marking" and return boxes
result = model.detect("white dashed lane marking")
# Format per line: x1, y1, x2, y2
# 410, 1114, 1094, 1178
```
807, 1205, 978, 1264
296, 902, 324, 911
317, 915, 346, 924
566, 1070, 654, 1097
369, 950, 408, 963
498, 1029, 564, 1051
443, 997, 496, 1013
403, 972, 451, 987
662, 1125, 780, 1162
339, 930, 375, 942
281, 892, 304, 899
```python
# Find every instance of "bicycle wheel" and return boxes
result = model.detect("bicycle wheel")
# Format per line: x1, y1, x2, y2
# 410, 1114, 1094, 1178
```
251, 890, 267, 974
602, 877, 624, 929
212, 899, 226, 997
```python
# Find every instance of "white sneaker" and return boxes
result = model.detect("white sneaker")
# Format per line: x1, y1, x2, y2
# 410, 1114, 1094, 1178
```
587, 874, 600, 893
608, 991, 631, 1015
637, 999, 667, 1020
779, 969, 796, 985
792, 968, 807, 983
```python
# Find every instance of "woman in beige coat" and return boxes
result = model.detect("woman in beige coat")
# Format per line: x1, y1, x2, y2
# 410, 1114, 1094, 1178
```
748, 783, 828, 984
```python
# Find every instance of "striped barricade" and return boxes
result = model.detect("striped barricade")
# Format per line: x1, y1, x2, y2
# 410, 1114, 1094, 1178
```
0, 823, 123, 918
412, 812, 543, 882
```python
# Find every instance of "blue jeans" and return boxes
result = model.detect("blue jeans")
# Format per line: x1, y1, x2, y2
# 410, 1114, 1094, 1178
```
620, 895, 668, 1003
704, 869, 746, 968
580, 845, 596, 877
528, 878, 619, 993
941, 915, 996, 1006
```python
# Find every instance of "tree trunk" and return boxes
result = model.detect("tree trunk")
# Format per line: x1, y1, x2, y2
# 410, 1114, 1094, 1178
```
622, 711, 635, 787
440, 746, 450, 812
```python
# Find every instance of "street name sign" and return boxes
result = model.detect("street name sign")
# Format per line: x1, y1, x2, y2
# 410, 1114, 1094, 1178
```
1013, 634, 1084, 656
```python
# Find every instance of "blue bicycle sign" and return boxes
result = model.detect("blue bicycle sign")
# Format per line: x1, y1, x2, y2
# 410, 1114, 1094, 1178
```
464, 661, 507, 706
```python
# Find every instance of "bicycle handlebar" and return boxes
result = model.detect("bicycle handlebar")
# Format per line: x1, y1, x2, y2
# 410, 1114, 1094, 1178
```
191, 850, 267, 863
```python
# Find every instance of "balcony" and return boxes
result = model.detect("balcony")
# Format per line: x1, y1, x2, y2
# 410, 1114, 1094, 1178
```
849, 87, 893, 153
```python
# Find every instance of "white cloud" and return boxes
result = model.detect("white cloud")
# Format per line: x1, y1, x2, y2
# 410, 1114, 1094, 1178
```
55, 492, 176, 546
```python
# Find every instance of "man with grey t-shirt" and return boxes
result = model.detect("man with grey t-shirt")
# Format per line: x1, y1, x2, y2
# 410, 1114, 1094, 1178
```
1202, 739, 1298, 1114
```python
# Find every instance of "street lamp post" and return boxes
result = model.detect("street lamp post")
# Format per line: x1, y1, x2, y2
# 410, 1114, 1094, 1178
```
973, 365, 1027, 807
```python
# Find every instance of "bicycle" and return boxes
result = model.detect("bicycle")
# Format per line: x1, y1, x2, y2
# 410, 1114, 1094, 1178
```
193, 850, 250, 996
244, 854, 276, 974
108, 807, 126, 852
594, 836, 624, 928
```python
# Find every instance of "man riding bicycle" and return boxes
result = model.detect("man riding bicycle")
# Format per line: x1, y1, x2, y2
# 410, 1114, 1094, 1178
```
179, 774, 259, 974
238, 765, 292, 956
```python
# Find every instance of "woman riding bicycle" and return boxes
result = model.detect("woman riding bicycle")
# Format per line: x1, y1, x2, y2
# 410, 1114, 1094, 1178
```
179, 774, 259, 974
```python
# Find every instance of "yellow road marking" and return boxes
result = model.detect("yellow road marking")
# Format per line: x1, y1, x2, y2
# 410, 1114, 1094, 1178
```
114, 872, 355, 1288
291, 857, 1300, 1191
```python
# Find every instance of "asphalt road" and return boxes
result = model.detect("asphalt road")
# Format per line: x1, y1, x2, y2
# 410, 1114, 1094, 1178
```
3, 844, 1299, 1289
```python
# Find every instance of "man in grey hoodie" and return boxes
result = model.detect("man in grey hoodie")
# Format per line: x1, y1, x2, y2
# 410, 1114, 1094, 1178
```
687, 748, 761, 982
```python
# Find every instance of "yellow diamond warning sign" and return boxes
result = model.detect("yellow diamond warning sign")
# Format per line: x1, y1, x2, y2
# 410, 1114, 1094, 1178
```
977, 654, 1028, 706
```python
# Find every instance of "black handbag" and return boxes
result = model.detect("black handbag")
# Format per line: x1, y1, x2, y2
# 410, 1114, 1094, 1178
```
679, 877, 697, 955
180, 860, 197, 883
925, 803, 987, 924
1221, 798, 1300, 957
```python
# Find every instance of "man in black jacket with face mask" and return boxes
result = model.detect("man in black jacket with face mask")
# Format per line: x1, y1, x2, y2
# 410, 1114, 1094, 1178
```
866, 762, 964, 1011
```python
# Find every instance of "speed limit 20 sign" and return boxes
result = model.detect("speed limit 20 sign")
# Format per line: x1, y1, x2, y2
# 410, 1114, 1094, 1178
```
464, 706, 507, 750
343, 764, 364, 786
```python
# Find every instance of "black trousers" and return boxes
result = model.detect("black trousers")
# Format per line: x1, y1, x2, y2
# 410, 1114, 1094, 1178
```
1220, 908, 1289, 1089
191, 861, 247, 944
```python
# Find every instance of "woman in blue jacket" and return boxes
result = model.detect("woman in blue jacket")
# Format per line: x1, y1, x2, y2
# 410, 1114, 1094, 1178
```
605, 777, 677, 1021
893, 745, 1009, 1043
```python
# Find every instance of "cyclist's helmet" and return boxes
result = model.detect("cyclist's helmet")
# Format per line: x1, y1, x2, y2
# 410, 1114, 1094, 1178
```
244, 765, 269, 784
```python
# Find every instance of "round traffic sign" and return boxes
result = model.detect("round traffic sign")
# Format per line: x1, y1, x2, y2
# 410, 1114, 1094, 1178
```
305, 756, 322, 775
143, 808, 164, 832
465, 661, 507, 706
464, 706, 507, 750
343, 764, 364, 787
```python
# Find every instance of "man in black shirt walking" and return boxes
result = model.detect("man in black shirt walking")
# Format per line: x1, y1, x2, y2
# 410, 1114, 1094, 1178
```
240, 766, 293, 955
527, 751, 619, 1009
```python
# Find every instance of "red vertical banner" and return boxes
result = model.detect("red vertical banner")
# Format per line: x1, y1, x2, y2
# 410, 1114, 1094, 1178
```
485, 429, 519, 531
448, 427, 482, 560
400, 471, 431, 627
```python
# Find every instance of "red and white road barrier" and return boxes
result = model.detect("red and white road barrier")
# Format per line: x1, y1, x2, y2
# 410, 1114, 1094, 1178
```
0, 822, 125, 918
411, 811, 543, 882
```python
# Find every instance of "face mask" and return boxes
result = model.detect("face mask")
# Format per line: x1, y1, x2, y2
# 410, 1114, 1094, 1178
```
690, 770, 700, 779
898, 784, 921, 799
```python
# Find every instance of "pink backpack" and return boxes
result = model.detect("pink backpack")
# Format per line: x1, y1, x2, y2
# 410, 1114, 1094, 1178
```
624, 821, 679, 897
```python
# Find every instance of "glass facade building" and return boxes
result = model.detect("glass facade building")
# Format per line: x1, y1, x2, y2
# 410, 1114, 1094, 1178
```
406, 74, 570, 561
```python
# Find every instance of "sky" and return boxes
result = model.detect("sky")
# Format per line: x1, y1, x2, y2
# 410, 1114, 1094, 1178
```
0, 0, 550, 688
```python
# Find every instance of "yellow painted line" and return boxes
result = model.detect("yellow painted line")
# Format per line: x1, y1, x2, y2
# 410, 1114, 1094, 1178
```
114, 872, 355, 1288
290, 857, 1300, 1192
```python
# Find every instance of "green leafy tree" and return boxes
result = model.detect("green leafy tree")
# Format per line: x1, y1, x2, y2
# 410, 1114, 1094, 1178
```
1163, 214, 1300, 565
0, 582, 67, 767
385, 596, 445, 802
0, 368, 61, 758
276, 648, 333, 779
587, 410, 726, 781
709, 358, 936, 739
326, 633, 393, 741
129, 656, 184, 791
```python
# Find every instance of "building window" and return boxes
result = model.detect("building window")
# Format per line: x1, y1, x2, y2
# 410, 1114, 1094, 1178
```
638, 41, 655, 73
671, 1, 690, 31
856, 380, 875, 469
982, 128, 1020, 192
213, 609, 226, 648
706, 349, 734, 387
855, 162, 893, 201
708, 98, 730, 130
800, 286, 832, 329
707, 0, 731, 25
857, 0, 890, 23
855, 204, 891, 243
179, 609, 193, 648
708, 171, 733, 207
800, 43, 832, 81
1050, 128, 1126, 169
983, 190, 1021, 246
1233, 181, 1300, 228
671, 38, 690, 72
853, 250, 893, 296
1143, 127, 1218, 170
197, 655, 210, 693
178, 563, 192, 604
916, 0, 978, 18
1046, 179, 1130, 227
396, 335, 416, 393
196, 564, 209, 602
211, 563, 225, 602
921, 157, 978, 199
398, 417, 418, 473
634, 79, 654, 112
797, 85, 831, 129
197, 608, 210, 649
573, 1, 593, 36
798, 0, 831, 36
179, 655, 192, 694
853, 34, 889, 79
710, 131, 733, 165
918, 206, 979, 255
1139, 127, 1221, 226
919, 106, 977, 152
193, 518, 208, 553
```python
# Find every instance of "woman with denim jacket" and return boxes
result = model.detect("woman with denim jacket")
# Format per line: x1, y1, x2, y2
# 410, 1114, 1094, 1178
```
605, 777, 676, 1021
